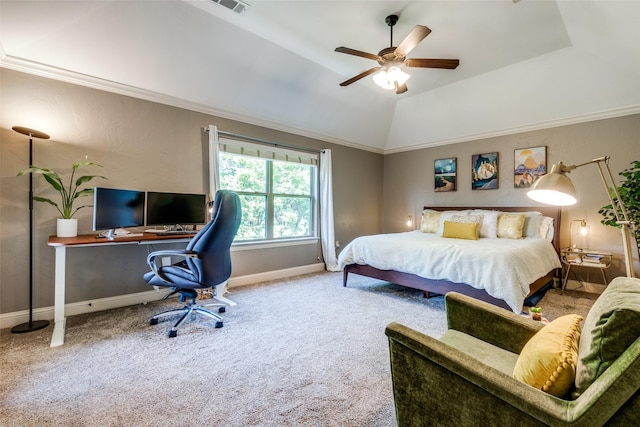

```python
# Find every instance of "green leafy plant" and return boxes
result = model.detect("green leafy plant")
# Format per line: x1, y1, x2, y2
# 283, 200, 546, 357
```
599, 160, 640, 255
18, 162, 107, 219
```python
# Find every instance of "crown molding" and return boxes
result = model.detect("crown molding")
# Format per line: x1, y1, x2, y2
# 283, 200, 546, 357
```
382, 105, 640, 155
0, 52, 383, 155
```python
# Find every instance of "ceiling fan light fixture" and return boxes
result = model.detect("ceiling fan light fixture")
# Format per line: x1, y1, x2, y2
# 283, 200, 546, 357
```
373, 66, 410, 90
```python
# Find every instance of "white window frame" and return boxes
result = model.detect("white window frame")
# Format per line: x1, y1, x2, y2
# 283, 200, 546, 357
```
218, 137, 320, 246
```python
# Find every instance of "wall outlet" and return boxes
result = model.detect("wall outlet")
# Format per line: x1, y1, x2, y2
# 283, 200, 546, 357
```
335, 240, 340, 247
161, 256, 171, 266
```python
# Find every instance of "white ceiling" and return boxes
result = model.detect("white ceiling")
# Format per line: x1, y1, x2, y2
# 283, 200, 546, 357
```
1, 0, 639, 153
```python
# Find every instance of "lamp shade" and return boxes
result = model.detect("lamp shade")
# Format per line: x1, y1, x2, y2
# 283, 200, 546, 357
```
527, 163, 577, 206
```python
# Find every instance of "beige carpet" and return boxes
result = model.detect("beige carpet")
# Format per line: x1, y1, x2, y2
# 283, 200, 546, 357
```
0, 272, 596, 426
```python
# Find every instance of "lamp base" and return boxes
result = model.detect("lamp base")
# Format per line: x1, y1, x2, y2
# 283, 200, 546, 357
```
11, 319, 49, 334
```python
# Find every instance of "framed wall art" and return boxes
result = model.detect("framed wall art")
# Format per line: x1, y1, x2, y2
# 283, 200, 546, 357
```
514, 146, 546, 188
471, 152, 499, 190
434, 157, 457, 192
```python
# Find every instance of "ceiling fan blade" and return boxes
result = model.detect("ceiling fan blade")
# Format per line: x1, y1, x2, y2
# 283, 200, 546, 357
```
335, 47, 381, 62
394, 25, 431, 57
339, 67, 381, 87
395, 82, 408, 95
405, 58, 460, 69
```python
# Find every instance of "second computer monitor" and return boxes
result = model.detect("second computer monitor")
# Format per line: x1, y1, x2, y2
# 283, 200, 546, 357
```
146, 191, 207, 228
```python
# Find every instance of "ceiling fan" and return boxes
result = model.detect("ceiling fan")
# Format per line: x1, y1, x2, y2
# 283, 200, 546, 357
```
335, 14, 460, 94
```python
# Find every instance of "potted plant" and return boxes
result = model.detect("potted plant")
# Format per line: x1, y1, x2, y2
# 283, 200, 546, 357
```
599, 160, 640, 260
529, 306, 543, 321
18, 161, 106, 237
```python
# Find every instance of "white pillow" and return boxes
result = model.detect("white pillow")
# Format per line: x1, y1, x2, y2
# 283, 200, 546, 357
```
540, 216, 555, 241
521, 211, 543, 237
471, 209, 499, 238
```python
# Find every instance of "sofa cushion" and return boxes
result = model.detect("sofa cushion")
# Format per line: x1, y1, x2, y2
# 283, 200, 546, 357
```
513, 314, 583, 397
574, 276, 640, 395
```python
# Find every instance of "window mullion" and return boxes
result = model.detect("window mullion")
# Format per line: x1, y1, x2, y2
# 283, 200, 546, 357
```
266, 160, 274, 240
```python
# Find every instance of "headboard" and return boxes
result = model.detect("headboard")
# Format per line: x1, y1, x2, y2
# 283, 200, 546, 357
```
424, 206, 562, 254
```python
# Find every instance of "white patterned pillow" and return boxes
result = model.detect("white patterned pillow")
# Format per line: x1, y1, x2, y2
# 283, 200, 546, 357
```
437, 211, 471, 235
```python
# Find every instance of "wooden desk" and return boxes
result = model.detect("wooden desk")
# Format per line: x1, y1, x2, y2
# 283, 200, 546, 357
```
47, 233, 193, 347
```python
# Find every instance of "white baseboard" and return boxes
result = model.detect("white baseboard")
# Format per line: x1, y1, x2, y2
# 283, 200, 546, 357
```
0, 263, 327, 330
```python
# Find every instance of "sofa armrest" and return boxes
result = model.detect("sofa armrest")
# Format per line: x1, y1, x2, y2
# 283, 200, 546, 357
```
445, 292, 544, 354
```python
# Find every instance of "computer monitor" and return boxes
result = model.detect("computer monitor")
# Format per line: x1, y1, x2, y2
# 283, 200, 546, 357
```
93, 187, 145, 239
146, 191, 207, 229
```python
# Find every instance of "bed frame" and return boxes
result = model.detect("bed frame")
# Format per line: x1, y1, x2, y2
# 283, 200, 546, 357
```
342, 206, 562, 311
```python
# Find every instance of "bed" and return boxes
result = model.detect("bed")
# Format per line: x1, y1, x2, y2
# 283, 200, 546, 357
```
339, 206, 562, 313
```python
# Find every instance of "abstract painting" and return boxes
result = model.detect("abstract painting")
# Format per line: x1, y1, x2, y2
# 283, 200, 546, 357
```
514, 146, 546, 188
471, 152, 499, 190
434, 158, 456, 192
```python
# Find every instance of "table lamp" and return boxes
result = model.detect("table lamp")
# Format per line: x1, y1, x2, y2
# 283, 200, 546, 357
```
527, 156, 635, 277
570, 219, 588, 250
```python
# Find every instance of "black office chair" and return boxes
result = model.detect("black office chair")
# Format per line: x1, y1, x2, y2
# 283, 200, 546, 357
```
143, 190, 241, 337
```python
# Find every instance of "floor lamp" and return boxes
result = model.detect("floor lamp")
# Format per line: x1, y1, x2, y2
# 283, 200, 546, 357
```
11, 126, 51, 333
527, 156, 636, 278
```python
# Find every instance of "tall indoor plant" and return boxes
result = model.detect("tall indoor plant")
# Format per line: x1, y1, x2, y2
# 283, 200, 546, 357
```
599, 160, 640, 260
18, 161, 106, 237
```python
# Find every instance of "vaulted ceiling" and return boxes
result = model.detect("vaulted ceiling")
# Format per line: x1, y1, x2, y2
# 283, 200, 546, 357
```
1, 1, 639, 153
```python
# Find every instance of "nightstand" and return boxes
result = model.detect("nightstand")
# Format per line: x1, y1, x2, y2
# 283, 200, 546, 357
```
560, 248, 612, 293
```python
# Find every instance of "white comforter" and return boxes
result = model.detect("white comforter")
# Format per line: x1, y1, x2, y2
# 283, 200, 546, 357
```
338, 231, 562, 313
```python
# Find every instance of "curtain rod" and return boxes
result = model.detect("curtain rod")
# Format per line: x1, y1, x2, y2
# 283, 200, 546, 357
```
206, 128, 323, 154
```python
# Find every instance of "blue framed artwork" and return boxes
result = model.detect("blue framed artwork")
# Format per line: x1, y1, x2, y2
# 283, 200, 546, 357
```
434, 158, 456, 192
471, 152, 498, 190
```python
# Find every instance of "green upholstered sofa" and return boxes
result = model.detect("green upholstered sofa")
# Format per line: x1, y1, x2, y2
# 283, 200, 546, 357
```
385, 276, 640, 426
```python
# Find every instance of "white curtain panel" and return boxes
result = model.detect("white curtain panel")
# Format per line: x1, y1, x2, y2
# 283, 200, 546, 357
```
320, 149, 339, 271
207, 124, 234, 302
207, 124, 221, 202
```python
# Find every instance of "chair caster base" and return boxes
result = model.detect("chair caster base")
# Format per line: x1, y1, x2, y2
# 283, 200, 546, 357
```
150, 318, 159, 325
218, 306, 226, 313
215, 321, 223, 328
168, 330, 177, 338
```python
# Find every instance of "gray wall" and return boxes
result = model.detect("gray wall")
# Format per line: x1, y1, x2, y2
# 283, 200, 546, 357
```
0, 69, 383, 314
383, 114, 640, 279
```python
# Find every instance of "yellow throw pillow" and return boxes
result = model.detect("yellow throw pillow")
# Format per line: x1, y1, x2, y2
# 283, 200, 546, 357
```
497, 213, 526, 239
441, 221, 479, 240
421, 211, 441, 233
513, 314, 583, 397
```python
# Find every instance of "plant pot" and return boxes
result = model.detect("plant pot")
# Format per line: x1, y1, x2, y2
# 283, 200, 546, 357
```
57, 218, 78, 237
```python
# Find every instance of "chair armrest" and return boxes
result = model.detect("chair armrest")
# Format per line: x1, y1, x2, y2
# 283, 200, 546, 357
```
445, 292, 544, 354
147, 249, 198, 283
385, 322, 621, 427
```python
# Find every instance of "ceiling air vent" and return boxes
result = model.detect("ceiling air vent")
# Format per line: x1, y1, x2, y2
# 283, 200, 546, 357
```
212, 0, 250, 14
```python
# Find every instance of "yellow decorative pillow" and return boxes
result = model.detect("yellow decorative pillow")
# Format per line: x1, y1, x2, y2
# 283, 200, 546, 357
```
421, 210, 441, 233
441, 221, 479, 240
513, 314, 583, 397
497, 213, 526, 239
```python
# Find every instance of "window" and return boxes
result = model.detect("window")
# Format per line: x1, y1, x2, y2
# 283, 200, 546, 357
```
218, 139, 318, 242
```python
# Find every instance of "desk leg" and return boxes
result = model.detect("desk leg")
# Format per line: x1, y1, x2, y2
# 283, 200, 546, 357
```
50, 246, 67, 347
